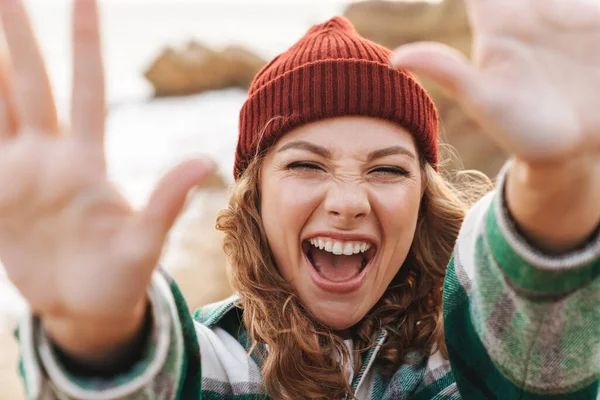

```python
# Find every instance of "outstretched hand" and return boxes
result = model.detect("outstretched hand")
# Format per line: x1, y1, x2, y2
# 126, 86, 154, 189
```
0, 0, 213, 328
391, 0, 600, 164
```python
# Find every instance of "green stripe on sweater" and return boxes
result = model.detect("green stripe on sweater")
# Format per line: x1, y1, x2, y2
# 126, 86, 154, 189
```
161, 270, 203, 400
202, 392, 265, 400
411, 371, 456, 400
443, 257, 600, 399
485, 198, 600, 295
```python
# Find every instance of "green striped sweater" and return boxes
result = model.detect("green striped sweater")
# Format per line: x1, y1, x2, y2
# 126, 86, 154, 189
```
16, 166, 600, 399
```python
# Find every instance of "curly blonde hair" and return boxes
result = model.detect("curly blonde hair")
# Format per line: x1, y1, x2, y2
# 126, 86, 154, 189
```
216, 147, 489, 399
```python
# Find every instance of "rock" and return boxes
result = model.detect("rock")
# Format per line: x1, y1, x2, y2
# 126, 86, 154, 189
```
145, 41, 267, 97
198, 166, 229, 190
221, 46, 269, 89
344, 0, 470, 51
345, 0, 507, 178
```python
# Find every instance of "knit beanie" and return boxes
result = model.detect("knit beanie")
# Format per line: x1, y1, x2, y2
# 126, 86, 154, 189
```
234, 16, 438, 179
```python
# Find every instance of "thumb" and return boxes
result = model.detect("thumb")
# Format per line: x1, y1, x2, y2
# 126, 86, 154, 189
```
138, 157, 217, 244
390, 42, 482, 104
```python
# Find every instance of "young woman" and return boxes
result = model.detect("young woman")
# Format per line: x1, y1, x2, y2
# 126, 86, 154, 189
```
2, 0, 599, 398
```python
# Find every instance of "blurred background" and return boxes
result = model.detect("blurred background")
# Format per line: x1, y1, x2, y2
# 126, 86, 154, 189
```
0, 0, 506, 397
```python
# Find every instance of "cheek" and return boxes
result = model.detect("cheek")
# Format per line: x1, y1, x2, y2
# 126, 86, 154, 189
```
261, 177, 320, 234
375, 182, 422, 227
374, 184, 422, 269
260, 177, 322, 277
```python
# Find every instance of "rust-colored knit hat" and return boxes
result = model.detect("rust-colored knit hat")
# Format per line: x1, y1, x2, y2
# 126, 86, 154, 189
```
234, 16, 438, 179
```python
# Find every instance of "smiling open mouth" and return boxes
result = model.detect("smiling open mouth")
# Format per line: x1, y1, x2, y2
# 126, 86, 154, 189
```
302, 237, 377, 283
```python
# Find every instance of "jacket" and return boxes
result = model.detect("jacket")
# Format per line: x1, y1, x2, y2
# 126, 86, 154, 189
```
16, 165, 600, 399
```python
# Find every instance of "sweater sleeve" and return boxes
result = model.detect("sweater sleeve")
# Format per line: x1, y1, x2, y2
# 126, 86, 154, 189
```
443, 163, 600, 399
16, 270, 198, 400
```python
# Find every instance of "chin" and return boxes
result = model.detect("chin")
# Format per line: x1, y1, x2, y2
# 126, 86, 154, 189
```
306, 298, 368, 331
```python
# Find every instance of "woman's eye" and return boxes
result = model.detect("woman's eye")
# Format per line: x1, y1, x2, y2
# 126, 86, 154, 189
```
370, 166, 409, 176
286, 162, 324, 172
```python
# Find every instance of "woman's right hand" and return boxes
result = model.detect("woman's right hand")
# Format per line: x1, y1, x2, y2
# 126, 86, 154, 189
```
0, 0, 213, 362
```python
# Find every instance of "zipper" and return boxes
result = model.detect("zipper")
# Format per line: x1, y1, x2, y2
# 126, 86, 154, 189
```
347, 330, 388, 399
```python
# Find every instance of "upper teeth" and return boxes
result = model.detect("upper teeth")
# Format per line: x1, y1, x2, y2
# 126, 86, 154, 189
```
309, 237, 372, 256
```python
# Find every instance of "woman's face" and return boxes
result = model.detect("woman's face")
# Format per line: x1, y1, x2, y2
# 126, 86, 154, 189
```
260, 116, 423, 330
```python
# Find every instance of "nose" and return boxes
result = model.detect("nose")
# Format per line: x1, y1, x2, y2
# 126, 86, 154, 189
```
324, 182, 371, 224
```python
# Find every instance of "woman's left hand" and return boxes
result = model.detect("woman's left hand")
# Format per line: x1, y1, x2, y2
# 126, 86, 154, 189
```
390, 0, 600, 164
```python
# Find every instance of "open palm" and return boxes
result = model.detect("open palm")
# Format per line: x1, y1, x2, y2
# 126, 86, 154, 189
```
0, 0, 212, 322
392, 0, 600, 163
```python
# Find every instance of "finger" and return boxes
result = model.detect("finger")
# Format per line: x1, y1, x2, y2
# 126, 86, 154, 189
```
391, 42, 480, 101
0, 49, 18, 139
0, 0, 58, 133
72, 0, 105, 144
137, 158, 217, 245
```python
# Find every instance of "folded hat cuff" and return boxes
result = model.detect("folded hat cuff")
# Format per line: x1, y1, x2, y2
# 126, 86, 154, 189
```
235, 59, 438, 179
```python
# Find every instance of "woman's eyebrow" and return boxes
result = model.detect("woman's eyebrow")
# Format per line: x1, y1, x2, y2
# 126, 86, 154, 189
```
277, 141, 415, 161
277, 140, 331, 158
368, 146, 416, 161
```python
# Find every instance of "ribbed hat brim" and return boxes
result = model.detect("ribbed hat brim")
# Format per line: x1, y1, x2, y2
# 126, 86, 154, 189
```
235, 59, 438, 178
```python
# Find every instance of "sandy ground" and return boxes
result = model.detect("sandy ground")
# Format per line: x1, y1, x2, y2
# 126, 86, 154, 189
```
0, 185, 233, 399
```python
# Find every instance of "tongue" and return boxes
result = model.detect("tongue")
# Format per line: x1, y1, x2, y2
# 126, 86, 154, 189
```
310, 248, 363, 282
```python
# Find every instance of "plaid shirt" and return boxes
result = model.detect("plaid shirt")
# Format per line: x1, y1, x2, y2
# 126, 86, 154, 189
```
17, 165, 600, 399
